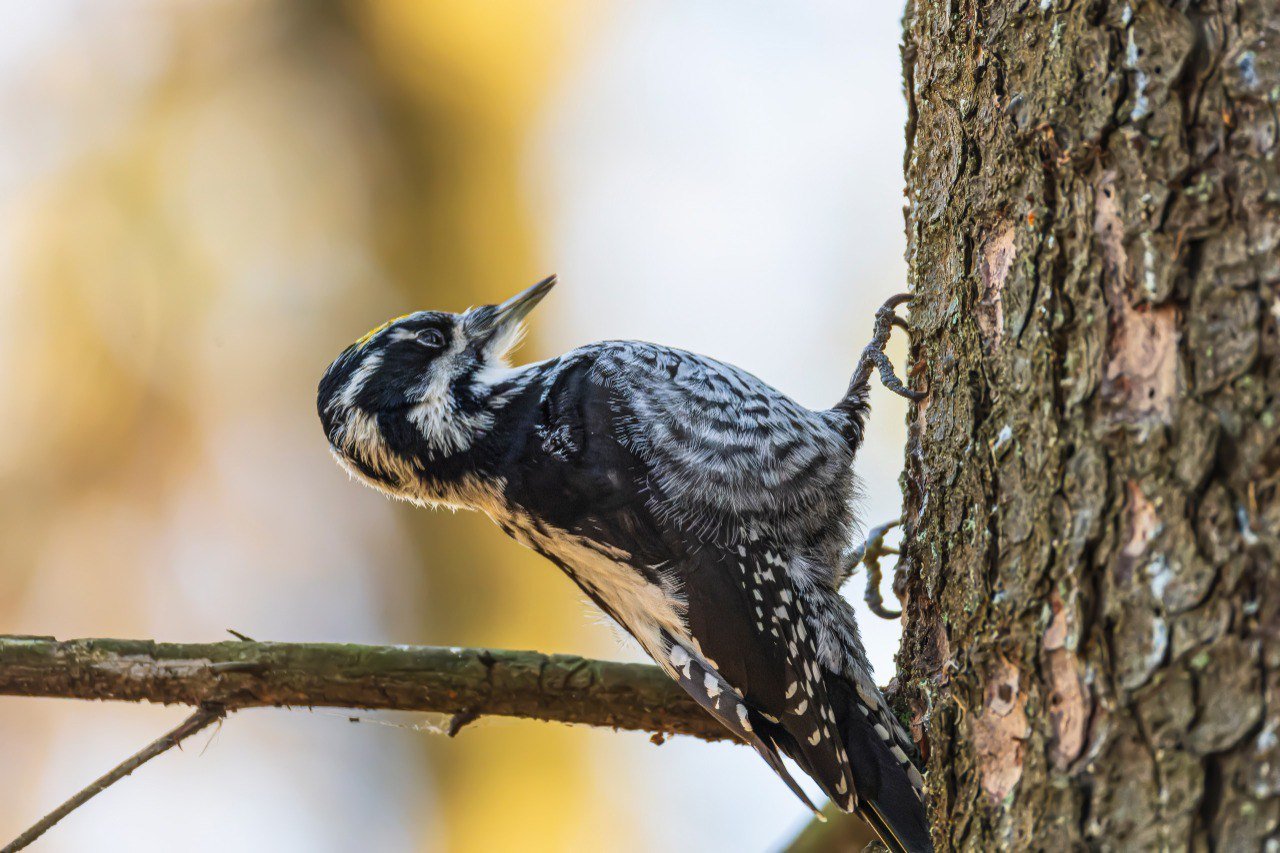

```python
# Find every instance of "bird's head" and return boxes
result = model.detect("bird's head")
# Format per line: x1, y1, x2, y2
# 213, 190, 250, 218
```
317, 275, 555, 503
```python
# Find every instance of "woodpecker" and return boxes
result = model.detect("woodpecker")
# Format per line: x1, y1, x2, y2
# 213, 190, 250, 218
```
317, 276, 931, 852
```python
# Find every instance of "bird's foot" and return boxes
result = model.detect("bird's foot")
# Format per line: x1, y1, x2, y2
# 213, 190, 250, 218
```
842, 519, 902, 620
858, 294, 925, 402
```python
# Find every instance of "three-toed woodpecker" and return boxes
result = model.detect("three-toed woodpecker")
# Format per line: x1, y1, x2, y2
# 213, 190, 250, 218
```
318, 276, 931, 852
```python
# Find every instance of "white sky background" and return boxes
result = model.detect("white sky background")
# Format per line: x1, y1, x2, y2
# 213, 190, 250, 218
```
529, 2, 911, 849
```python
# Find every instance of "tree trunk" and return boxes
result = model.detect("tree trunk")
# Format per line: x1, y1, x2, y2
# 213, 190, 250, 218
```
898, 0, 1280, 849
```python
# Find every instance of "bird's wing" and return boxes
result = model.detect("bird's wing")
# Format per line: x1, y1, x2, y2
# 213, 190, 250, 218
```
670, 531, 931, 853
524, 348, 861, 809
677, 535, 861, 808
658, 629, 823, 814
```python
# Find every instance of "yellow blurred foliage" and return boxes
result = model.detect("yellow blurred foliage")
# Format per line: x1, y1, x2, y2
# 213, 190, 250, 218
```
1, 1, 627, 851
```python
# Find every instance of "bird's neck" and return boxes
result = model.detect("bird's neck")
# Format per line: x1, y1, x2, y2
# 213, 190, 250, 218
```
389, 361, 546, 507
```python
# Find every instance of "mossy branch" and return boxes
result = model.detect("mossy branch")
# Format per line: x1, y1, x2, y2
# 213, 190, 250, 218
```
0, 635, 729, 741
0, 636, 878, 849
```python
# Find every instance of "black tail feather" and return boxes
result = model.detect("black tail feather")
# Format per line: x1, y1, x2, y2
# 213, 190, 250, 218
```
825, 676, 933, 853
858, 800, 918, 853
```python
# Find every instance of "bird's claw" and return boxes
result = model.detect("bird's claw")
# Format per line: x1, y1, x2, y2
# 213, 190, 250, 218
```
862, 294, 925, 403
855, 520, 903, 620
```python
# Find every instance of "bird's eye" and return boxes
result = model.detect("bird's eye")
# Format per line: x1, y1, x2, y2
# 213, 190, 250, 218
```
417, 328, 447, 350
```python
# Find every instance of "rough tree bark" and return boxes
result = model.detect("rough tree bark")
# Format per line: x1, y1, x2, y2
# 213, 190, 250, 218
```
898, 0, 1280, 849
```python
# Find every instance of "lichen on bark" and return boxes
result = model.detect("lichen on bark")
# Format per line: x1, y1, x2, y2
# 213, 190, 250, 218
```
898, 0, 1280, 849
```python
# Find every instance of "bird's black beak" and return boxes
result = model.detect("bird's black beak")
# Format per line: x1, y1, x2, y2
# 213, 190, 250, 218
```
492, 274, 556, 326
464, 274, 557, 356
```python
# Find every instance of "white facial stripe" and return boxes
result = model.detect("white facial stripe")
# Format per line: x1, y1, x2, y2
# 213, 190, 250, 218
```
336, 351, 383, 411
329, 409, 416, 487
412, 326, 465, 406
408, 403, 493, 457
472, 362, 522, 388
402, 326, 483, 456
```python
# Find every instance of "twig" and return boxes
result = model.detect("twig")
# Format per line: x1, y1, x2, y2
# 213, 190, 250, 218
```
447, 706, 481, 737
2, 704, 226, 852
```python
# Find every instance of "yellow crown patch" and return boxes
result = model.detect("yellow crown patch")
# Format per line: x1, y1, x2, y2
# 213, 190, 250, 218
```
355, 313, 413, 349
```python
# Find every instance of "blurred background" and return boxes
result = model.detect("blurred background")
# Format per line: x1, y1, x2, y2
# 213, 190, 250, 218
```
0, 2, 910, 850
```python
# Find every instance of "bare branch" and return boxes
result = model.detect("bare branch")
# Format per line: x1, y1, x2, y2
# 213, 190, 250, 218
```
2, 704, 226, 852
1, 636, 884, 844
0, 635, 729, 742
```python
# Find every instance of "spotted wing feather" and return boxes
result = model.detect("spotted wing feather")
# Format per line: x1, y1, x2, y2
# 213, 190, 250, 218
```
659, 632, 820, 814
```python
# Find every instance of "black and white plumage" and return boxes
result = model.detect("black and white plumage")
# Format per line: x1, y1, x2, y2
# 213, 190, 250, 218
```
317, 277, 931, 852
